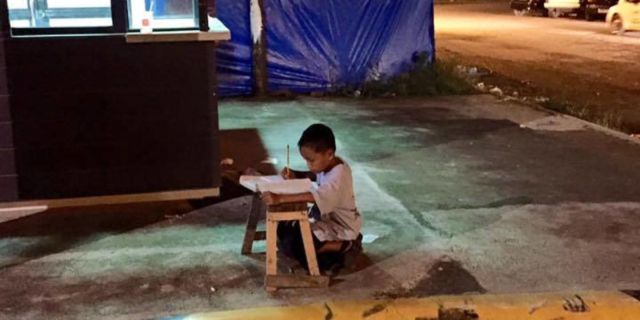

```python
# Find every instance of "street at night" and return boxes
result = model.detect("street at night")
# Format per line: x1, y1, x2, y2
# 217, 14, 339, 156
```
437, 2, 640, 132
1, 1, 639, 319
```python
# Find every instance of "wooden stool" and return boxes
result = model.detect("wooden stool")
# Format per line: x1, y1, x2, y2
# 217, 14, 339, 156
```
241, 195, 329, 291
241, 194, 265, 255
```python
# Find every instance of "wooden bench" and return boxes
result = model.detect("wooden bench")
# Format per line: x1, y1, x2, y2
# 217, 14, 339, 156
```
241, 194, 329, 291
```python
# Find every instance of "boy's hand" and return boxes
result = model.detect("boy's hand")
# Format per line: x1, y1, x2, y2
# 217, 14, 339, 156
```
261, 192, 280, 205
281, 167, 295, 180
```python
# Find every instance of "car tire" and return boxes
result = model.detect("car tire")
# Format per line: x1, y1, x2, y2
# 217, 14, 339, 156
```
584, 9, 595, 21
538, 8, 549, 17
610, 15, 625, 35
548, 8, 562, 18
513, 9, 527, 16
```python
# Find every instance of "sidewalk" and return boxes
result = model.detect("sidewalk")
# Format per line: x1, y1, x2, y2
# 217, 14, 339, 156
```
1, 96, 639, 320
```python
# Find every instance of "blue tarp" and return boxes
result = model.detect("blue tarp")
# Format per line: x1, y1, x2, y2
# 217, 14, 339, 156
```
216, 0, 255, 96
216, 0, 435, 96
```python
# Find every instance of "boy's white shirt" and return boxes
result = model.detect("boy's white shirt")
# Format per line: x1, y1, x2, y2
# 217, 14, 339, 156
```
309, 159, 361, 241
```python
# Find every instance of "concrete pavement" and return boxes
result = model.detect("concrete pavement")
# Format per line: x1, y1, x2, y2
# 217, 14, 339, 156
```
0, 95, 639, 319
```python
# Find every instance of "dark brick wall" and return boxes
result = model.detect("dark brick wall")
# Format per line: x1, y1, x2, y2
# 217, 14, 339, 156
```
0, 0, 18, 202
5, 36, 220, 199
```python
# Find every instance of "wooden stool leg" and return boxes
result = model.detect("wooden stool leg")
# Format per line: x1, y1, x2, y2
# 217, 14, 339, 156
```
298, 218, 321, 276
265, 218, 278, 291
241, 194, 262, 255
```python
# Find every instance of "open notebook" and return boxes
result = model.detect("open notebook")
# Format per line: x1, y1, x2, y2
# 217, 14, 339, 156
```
239, 175, 314, 194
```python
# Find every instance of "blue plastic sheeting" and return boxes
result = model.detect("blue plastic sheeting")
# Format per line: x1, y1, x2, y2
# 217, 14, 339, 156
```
215, 0, 434, 96
215, 0, 255, 96
146, 0, 192, 15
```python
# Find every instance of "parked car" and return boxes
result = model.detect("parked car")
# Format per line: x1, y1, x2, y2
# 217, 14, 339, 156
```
606, 0, 640, 34
511, 0, 548, 16
544, 0, 618, 20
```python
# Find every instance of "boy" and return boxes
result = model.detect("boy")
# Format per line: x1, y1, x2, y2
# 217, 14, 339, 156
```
261, 123, 362, 271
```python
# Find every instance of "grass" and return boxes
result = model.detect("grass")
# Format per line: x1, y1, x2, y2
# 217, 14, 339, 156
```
356, 55, 476, 98
542, 100, 626, 132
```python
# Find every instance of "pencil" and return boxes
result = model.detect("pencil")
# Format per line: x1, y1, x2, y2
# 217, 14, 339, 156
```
286, 144, 290, 170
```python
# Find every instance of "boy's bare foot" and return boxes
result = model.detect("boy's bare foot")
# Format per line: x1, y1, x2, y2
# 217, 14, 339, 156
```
318, 241, 343, 253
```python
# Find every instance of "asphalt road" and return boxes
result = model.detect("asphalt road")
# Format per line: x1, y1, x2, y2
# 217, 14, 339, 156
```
435, 2, 640, 132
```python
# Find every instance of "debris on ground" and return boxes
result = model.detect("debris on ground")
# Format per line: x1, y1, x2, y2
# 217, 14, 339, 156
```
438, 307, 480, 320
455, 62, 554, 107
489, 87, 503, 96
456, 65, 475, 77
450, 62, 600, 131
528, 301, 546, 315
456, 65, 489, 78
160, 285, 175, 293
534, 96, 550, 103
563, 295, 589, 313
220, 158, 234, 166
164, 214, 185, 220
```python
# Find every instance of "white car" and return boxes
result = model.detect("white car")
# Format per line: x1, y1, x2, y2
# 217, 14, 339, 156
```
544, 0, 616, 20
606, 0, 640, 34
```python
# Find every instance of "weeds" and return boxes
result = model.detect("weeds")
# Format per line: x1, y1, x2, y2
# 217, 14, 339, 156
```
542, 100, 626, 132
356, 54, 475, 97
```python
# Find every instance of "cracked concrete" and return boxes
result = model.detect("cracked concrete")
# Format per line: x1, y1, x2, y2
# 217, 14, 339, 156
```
1, 96, 639, 319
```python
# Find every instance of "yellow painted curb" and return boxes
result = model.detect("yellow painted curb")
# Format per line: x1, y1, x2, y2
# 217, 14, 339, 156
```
181, 291, 640, 320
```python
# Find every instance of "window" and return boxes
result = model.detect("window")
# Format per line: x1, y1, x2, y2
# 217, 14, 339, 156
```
8, 0, 112, 28
128, 0, 198, 30
6, 0, 202, 35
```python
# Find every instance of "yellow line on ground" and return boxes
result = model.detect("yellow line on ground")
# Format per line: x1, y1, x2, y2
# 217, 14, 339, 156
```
182, 291, 640, 320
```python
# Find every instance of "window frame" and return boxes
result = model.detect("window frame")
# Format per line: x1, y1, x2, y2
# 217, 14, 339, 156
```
7, 0, 202, 37
127, 0, 199, 32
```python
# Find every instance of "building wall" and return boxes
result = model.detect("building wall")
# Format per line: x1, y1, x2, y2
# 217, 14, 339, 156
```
0, 0, 17, 202
3, 36, 220, 200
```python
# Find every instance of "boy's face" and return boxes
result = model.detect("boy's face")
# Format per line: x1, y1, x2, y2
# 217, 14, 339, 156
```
300, 145, 334, 174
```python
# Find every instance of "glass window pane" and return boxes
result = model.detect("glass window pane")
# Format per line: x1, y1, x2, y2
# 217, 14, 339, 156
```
47, 0, 110, 8
129, 0, 198, 30
7, 0, 113, 28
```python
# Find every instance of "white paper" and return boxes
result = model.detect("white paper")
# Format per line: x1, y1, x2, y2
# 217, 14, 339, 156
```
362, 234, 379, 244
239, 175, 313, 194
239, 175, 283, 192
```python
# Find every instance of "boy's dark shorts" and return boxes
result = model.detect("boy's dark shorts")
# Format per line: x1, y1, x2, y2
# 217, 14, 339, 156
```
277, 220, 361, 272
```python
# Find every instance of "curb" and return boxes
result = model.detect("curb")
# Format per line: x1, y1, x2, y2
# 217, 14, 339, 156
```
172, 290, 640, 320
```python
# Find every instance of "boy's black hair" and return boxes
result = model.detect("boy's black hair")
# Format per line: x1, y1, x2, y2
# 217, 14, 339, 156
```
298, 123, 336, 152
